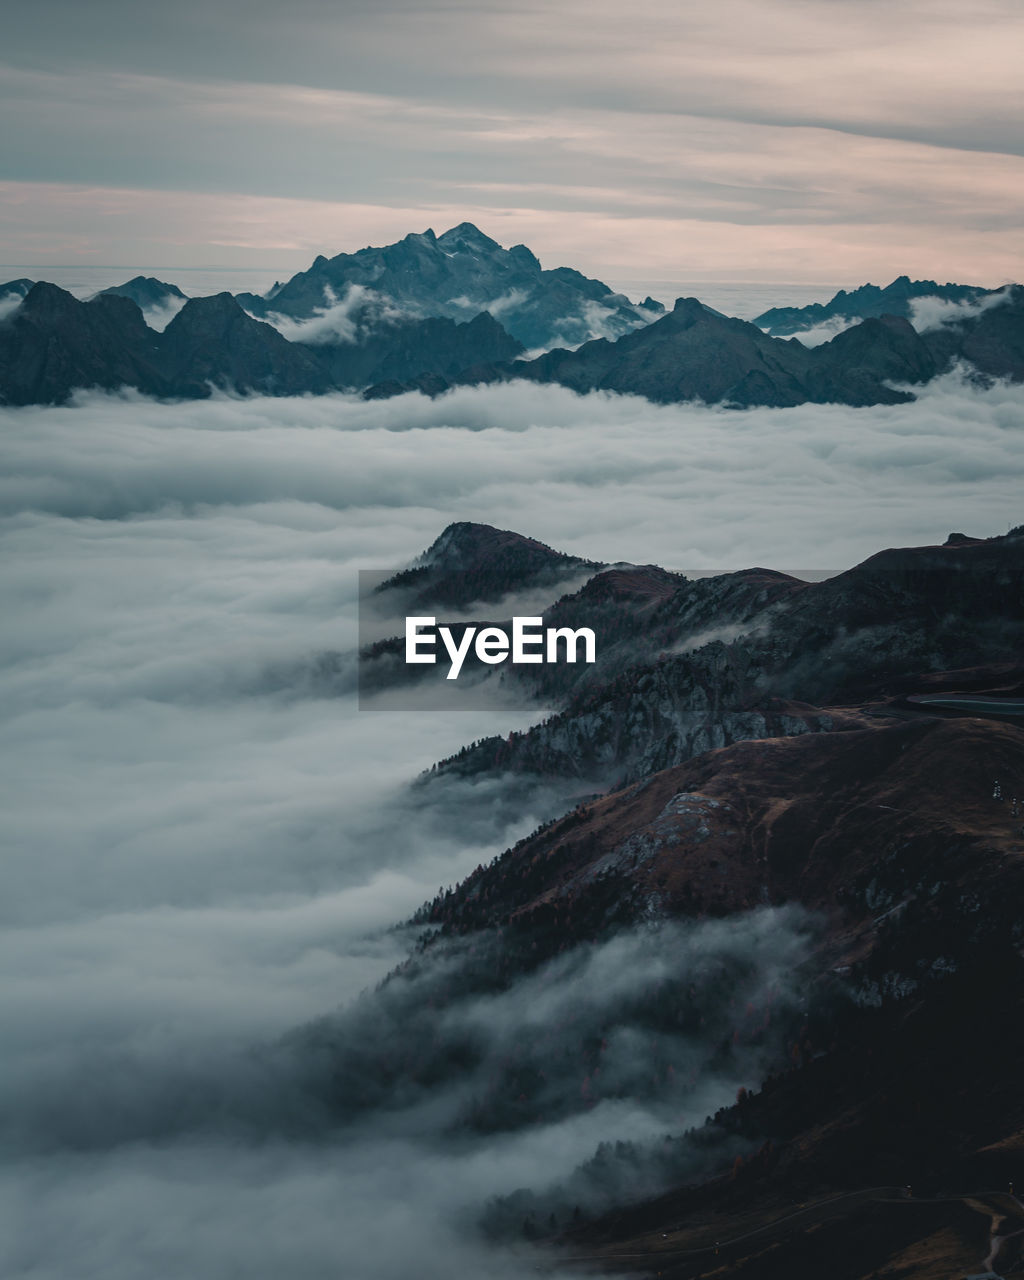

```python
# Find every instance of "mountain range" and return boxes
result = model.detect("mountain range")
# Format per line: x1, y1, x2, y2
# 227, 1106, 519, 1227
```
754, 274, 1007, 336
1, 225, 1022, 409
430, 299, 946, 408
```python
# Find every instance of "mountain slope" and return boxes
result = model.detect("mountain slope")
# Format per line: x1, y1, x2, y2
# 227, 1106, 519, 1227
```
920, 283, 1024, 380
314, 521, 1024, 1276
4, 261, 1022, 407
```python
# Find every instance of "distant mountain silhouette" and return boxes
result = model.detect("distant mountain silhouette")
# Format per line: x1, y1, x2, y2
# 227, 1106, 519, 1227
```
754, 274, 1002, 335
0, 283, 169, 405
95, 276, 187, 311
374, 298, 948, 407
375, 289, 1024, 406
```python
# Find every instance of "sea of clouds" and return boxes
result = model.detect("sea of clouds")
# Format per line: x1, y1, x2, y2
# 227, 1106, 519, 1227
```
1, 373, 1021, 1278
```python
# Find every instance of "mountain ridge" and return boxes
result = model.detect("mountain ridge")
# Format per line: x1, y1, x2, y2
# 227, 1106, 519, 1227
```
754, 273, 1005, 335
2, 237, 1022, 407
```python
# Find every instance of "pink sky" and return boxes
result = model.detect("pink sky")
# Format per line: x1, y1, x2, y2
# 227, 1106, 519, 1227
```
2, 0, 1022, 284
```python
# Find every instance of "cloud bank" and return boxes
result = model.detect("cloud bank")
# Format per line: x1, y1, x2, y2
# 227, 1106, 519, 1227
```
0, 376, 1021, 1276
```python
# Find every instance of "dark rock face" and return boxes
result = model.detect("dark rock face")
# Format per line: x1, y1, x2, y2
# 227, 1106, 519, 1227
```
304, 309, 523, 389
755, 274, 1001, 335
805, 313, 938, 405
511, 298, 814, 405
237, 222, 659, 349
0, 284, 522, 404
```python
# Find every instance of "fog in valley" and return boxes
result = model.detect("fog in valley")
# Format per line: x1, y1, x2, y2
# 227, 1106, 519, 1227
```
1, 374, 1021, 1278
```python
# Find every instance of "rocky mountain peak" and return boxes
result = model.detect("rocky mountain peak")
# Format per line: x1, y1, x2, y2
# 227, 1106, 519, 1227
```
436, 222, 502, 253
423, 521, 581, 571
374, 522, 599, 610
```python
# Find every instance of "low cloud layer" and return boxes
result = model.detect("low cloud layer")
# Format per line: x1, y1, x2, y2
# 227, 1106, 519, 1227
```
2, 372, 1019, 563
0, 377, 1021, 1277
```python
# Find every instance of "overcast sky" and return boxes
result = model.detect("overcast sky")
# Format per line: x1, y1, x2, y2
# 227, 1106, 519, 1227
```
2, 0, 1022, 284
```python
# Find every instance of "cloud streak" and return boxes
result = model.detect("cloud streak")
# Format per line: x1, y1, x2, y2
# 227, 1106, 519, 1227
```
2, 0, 1023, 281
